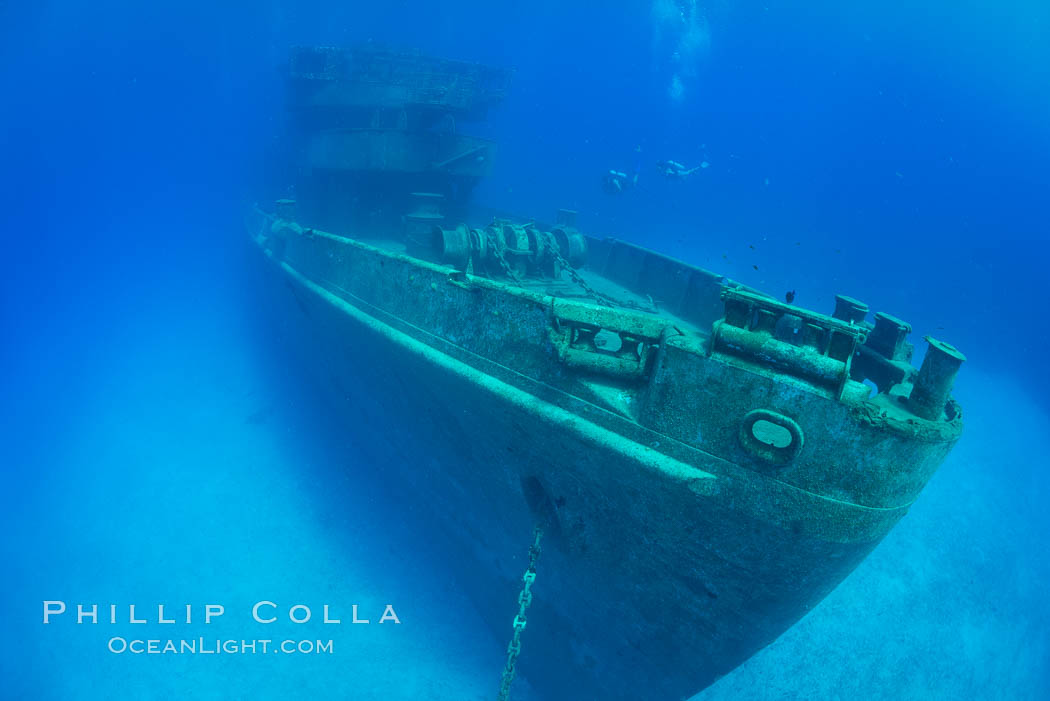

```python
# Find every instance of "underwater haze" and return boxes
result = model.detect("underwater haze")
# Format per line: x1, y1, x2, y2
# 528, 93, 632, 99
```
3, 1, 1049, 699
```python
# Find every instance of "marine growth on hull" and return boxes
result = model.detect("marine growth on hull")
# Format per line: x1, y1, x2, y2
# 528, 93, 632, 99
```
250, 43, 967, 701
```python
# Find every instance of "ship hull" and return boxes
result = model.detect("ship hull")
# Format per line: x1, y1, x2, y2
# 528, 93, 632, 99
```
252, 241, 905, 700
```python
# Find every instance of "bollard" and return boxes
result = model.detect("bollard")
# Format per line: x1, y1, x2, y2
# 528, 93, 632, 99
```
909, 337, 966, 420
832, 295, 869, 325
867, 312, 912, 361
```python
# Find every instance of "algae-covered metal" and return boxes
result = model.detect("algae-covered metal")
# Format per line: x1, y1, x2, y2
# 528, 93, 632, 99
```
251, 45, 965, 701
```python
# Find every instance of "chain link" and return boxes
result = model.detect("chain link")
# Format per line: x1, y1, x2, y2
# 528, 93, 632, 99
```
497, 527, 543, 701
549, 246, 656, 313
486, 229, 524, 283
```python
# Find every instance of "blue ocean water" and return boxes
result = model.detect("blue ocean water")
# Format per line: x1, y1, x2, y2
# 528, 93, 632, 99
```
2, 1, 1048, 699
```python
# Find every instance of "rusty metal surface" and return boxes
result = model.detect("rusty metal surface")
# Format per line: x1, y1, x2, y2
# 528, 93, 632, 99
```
257, 213, 962, 515
251, 215, 963, 699
252, 43, 965, 700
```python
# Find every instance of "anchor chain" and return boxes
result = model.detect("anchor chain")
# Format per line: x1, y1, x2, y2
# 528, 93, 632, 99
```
497, 527, 543, 701
478, 221, 654, 314
550, 247, 656, 314
486, 229, 524, 283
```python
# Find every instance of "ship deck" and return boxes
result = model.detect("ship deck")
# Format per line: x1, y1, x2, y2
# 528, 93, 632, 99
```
359, 236, 710, 337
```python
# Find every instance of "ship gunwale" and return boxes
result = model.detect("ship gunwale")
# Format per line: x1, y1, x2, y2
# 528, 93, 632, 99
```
259, 231, 917, 545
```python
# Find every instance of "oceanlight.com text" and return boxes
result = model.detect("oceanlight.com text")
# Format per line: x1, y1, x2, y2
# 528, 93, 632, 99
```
107, 637, 334, 655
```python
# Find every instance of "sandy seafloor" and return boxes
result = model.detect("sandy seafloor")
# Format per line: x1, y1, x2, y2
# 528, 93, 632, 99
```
4, 287, 1048, 701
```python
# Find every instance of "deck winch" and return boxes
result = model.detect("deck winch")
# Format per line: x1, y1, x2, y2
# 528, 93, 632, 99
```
427, 211, 588, 281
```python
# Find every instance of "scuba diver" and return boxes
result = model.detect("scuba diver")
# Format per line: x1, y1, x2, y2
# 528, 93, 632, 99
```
601, 146, 644, 195
657, 159, 703, 180
602, 169, 632, 195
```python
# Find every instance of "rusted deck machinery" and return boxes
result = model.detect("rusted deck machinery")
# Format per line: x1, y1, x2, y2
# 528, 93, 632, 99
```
253, 46, 965, 700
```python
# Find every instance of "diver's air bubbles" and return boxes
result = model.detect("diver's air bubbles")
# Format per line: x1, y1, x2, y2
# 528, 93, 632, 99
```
652, 0, 711, 103
669, 75, 685, 101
